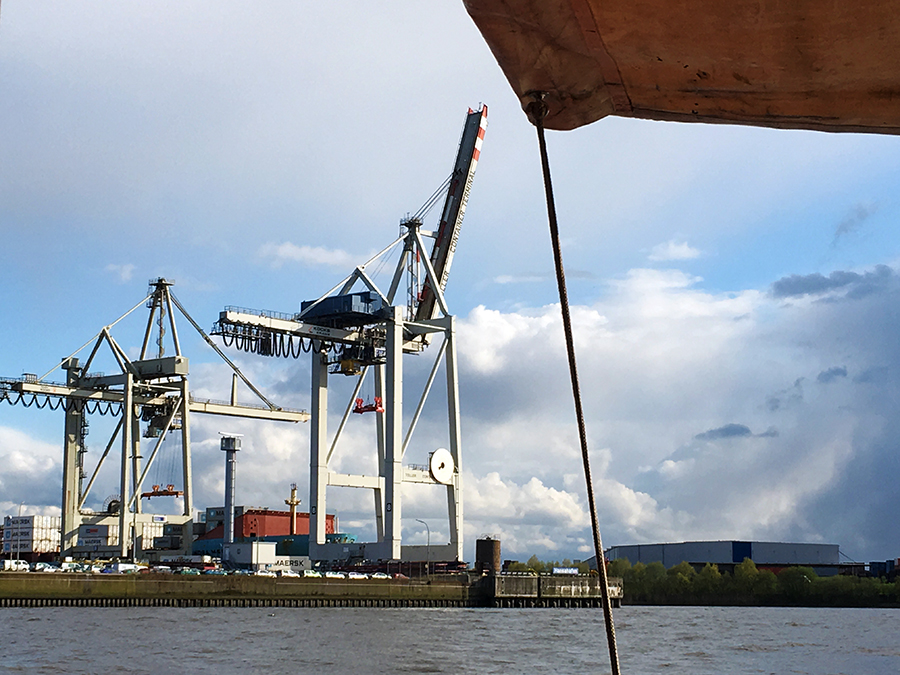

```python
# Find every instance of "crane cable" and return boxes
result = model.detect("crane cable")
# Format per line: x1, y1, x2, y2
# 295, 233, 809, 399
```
526, 92, 622, 675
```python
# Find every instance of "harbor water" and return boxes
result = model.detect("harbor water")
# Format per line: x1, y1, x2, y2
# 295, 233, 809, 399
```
0, 605, 897, 674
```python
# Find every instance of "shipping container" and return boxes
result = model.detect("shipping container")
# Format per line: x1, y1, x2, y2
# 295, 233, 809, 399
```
79, 525, 109, 538
160, 555, 212, 564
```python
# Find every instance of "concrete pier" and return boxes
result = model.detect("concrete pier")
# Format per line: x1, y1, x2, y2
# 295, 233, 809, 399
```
0, 573, 623, 609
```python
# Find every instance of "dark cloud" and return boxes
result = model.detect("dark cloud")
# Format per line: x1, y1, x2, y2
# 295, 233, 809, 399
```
695, 423, 753, 441
817, 366, 848, 384
694, 423, 779, 441
833, 203, 877, 245
853, 366, 889, 384
800, 426, 900, 562
770, 265, 894, 299
766, 378, 804, 412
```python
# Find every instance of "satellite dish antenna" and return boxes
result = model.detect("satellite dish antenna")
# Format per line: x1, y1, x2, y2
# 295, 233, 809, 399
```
103, 494, 122, 514
429, 448, 455, 485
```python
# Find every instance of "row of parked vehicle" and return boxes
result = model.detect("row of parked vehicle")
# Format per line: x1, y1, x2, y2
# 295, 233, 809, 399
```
315, 570, 394, 580
137, 567, 398, 578
2, 560, 410, 579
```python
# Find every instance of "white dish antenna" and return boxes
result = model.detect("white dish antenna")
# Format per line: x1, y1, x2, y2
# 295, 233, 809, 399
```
429, 448, 455, 485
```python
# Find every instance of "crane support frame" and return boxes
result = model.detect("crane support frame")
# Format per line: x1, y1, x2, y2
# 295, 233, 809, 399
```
213, 107, 486, 563
2, 279, 308, 560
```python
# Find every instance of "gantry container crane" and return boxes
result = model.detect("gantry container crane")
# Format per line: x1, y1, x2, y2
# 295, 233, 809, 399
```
213, 106, 487, 563
0, 279, 308, 559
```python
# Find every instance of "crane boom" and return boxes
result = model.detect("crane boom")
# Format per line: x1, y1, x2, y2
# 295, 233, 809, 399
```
415, 105, 487, 322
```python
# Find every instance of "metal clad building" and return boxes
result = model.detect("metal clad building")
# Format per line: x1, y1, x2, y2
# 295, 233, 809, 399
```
607, 540, 840, 570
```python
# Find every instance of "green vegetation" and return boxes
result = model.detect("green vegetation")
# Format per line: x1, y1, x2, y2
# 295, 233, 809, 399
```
608, 557, 900, 607
506, 555, 590, 575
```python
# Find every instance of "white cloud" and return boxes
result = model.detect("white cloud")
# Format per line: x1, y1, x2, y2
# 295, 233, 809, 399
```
257, 242, 361, 269
105, 263, 135, 283
4, 258, 900, 561
493, 274, 545, 285
648, 240, 702, 262
0, 426, 62, 508
451, 262, 900, 558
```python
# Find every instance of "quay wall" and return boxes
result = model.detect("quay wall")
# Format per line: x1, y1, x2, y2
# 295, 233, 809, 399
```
0, 573, 481, 608
0, 573, 623, 609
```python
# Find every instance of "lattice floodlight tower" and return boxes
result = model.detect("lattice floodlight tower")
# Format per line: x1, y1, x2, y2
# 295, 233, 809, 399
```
0, 279, 308, 559
213, 106, 487, 562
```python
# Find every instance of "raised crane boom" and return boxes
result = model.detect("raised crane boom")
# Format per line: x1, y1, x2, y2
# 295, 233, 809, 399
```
211, 106, 487, 563
415, 106, 487, 322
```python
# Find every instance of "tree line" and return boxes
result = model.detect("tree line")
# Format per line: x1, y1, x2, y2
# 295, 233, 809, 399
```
506, 555, 591, 575
607, 557, 900, 606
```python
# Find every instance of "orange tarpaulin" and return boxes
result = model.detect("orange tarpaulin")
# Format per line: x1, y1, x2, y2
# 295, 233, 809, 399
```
464, 0, 900, 133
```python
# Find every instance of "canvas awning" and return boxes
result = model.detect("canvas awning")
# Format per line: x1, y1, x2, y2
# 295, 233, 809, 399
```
464, 0, 900, 133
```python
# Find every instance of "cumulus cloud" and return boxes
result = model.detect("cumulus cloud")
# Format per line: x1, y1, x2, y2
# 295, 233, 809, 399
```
455, 262, 900, 558
5, 259, 900, 561
647, 240, 701, 262
0, 426, 61, 508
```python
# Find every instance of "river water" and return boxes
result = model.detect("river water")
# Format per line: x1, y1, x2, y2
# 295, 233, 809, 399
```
0, 605, 897, 674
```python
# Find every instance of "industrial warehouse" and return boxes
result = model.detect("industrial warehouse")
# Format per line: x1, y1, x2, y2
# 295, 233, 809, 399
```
603, 541, 898, 579
605, 541, 842, 576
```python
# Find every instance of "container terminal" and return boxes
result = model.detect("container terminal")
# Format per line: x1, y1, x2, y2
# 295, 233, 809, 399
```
0, 108, 621, 609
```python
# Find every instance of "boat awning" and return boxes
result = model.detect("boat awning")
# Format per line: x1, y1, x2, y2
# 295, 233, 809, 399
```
464, 0, 900, 133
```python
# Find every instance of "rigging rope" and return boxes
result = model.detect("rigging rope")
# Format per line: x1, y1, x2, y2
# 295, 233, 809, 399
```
526, 93, 622, 675
413, 174, 453, 222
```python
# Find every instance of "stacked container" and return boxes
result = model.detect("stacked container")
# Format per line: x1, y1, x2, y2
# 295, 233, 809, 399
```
2, 515, 61, 554
77, 524, 109, 548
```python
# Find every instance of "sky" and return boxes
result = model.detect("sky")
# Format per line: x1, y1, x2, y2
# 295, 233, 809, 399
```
2, 1, 900, 564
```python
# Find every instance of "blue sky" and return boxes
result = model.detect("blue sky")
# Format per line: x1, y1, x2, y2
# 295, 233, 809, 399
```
2, 1, 900, 563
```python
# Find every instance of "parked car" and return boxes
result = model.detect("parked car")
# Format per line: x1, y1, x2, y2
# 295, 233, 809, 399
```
1, 560, 30, 572
254, 569, 276, 577
277, 569, 300, 578
303, 569, 322, 578
370, 572, 390, 580
324, 571, 346, 579
347, 572, 368, 580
